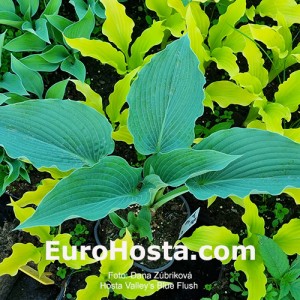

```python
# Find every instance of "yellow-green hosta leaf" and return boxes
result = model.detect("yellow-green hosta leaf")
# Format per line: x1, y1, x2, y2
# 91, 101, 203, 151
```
275, 70, 300, 113
253, 100, 291, 133
277, 13, 292, 53
101, 0, 134, 56
207, 196, 217, 207
186, 3, 210, 72
257, 0, 300, 27
179, 226, 239, 264
112, 276, 171, 299
111, 109, 134, 144
205, 81, 258, 108
225, 25, 269, 88
284, 188, 300, 204
100, 230, 134, 275
242, 39, 269, 89
211, 47, 239, 77
273, 219, 300, 255
163, 13, 186, 37
10, 201, 52, 243
234, 255, 267, 300
187, 2, 209, 38
128, 21, 165, 70
208, 0, 246, 50
38, 167, 73, 179
145, 0, 172, 18
248, 24, 287, 58
242, 197, 265, 237
247, 120, 266, 130
246, 5, 255, 21
229, 195, 245, 208
77, 275, 109, 300
106, 68, 139, 123
232, 72, 263, 94
65, 37, 127, 74
0, 243, 41, 276
284, 128, 300, 143
112, 125, 134, 144
167, 0, 187, 17
14, 178, 59, 207
71, 80, 104, 115
44, 234, 95, 268
37, 246, 51, 277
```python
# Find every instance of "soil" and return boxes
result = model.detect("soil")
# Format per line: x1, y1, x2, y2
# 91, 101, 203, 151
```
98, 197, 189, 269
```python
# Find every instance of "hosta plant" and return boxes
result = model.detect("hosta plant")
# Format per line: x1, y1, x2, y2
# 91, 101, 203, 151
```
146, 0, 300, 135
179, 197, 300, 300
0, 0, 96, 103
65, 0, 167, 143
0, 35, 299, 234
0, 148, 30, 196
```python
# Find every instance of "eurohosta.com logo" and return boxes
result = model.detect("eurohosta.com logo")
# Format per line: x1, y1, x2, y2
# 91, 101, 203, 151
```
46, 241, 255, 262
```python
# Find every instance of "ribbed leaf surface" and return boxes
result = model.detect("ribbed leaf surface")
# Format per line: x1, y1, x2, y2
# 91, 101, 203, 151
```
188, 128, 300, 199
17, 157, 155, 229
0, 100, 114, 171
144, 149, 239, 187
128, 35, 205, 155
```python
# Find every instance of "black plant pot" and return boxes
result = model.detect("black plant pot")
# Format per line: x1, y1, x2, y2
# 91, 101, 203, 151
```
94, 195, 191, 273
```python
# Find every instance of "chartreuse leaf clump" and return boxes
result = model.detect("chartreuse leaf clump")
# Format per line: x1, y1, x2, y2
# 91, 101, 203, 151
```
180, 197, 300, 300
65, 0, 165, 74
0, 181, 95, 281
76, 231, 171, 300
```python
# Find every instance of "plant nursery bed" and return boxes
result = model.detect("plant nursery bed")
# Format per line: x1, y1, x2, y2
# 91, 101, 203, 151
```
1, 0, 300, 300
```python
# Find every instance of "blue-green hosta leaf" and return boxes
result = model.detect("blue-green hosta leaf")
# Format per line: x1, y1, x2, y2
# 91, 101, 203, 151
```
11, 55, 44, 98
63, 7, 95, 39
4, 32, 46, 52
0, 72, 28, 95
41, 45, 70, 63
42, 0, 62, 16
21, 55, 59, 72
0, 100, 114, 171
45, 15, 73, 33
144, 149, 239, 187
4, 93, 30, 104
0, 30, 7, 68
0, 94, 9, 105
22, 19, 50, 43
17, 0, 39, 17
0, 0, 15, 13
0, 12, 23, 28
61, 57, 86, 81
69, 0, 88, 19
188, 128, 300, 199
16, 157, 161, 229
45, 79, 69, 99
128, 35, 205, 155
